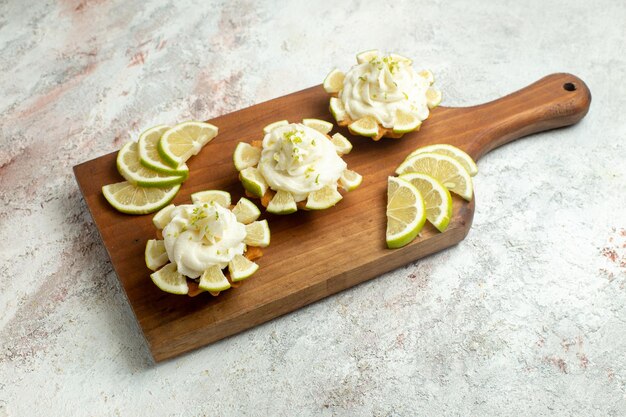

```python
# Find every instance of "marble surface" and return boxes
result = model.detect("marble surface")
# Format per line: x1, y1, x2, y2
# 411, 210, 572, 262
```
1, 0, 625, 415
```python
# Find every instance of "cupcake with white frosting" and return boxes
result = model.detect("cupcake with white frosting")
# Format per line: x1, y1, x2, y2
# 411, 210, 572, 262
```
234, 118, 362, 214
145, 190, 269, 297
323, 49, 442, 141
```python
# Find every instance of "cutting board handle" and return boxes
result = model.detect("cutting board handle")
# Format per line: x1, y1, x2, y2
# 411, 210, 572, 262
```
464, 73, 591, 160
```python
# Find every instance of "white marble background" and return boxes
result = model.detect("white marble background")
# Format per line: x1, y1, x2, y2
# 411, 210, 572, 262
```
1, 0, 625, 415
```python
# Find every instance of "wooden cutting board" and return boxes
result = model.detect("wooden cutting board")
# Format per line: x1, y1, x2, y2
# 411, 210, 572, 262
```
73, 73, 591, 362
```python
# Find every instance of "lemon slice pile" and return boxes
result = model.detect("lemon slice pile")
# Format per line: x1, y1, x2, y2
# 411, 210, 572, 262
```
386, 144, 477, 248
103, 121, 218, 215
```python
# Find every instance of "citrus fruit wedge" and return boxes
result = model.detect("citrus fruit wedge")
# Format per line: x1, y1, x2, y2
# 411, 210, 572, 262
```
117, 142, 187, 187
426, 87, 442, 109
330, 133, 352, 155
329, 97, 348, 123
323, 69, 345, 94
302, 118, 333, 134
158, 121, 218, 167
395, 153, 473, 201
228, 254, 259, 282
339, 169, 362, 191
239, 167, 268, 198
386, 177, 426, 249
357, 49, 380, 64
306, 185, 343, 210
152, 204, 176, 229
199, 265, 231, 292
150, 263, 188, 295
137, 125, 189, 176
266, 190, 297, 215
263, 120, 288, 134
244, 220, 270, 247
348, 117, 379, 138
233, 142, 262, 171
145, 239, 169, 271
399, 173, 452, 232
190, 190, 231, 207
392, 111, 422, 135
418, 70, 434, 85
406, 144, 478, 176
232, 197, 260, 224
102, 181, 181, 215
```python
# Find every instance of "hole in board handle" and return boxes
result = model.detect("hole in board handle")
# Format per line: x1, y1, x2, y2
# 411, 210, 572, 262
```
563, 82, 576, 92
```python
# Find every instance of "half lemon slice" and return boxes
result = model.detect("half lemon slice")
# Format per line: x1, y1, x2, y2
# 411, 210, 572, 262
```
399, 173, 452, 232
244, 220, 271, 247
323, 69, 345, 94
406, 144, 478, 176
150, 263, 188, 295
137, 125, 189, 176
395, 152, 473, 201
102, 181, 180, 215
117, 142, 187, 187
266, 190, 297, 215
158, 121, 218, 167
348, 117, 379, 138
386, 177, 426, 249
199, 265, 231, 292
228, 254, 259, 282
190, 190, 231, 207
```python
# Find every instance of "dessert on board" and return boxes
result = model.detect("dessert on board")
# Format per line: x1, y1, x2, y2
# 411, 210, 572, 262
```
323, 49, 441, 141
234, 118, 362, 214
147, 191, 269, 296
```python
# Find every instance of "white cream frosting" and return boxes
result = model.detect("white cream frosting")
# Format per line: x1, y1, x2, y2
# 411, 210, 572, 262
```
258, 124, 346, 202
163, 202, 246, 278
339, 54, 431, 128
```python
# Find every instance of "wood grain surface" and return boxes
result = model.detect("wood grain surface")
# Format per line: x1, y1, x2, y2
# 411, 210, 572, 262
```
73, 73, 590, 362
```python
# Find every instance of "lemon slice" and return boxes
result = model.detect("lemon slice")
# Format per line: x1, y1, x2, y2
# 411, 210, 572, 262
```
102, 181, 181, 215
348, 117, 379, 138
399, 173, 452, 232
386, 177, 426, 249
329, 97, 348, 123
244, 220, 270, 247
392, 111, 422, 135
302, 118, 333, 134
263, 120, 288, 134
158, 121, 218, 167
239, 167, 268, 198
228, 254, 259, 282
406, 144, 478, 176
323, 69, 345, 94
199, 265, 231, 292
152, 204, 176, 229
145, 239, 169, 271
232, 197, 260, 224
150, 263, 188, 295
190, 190, 231, 207
339, 169, 362, 191
233, 142, 262, 171
266, 190, 297, 215
306, 185, 343, 210
117, 142, 187, 187
138, 125, 189, 176
357, 49, 380, 64
395, 153, 473, 201
426, 87, 442, 109
419, 70, 434, 85
330, 133, 352, 155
